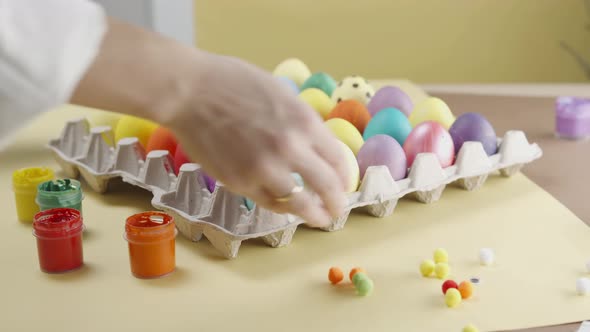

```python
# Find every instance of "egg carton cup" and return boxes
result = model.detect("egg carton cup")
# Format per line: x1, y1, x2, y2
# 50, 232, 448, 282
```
48, 118, 542, 259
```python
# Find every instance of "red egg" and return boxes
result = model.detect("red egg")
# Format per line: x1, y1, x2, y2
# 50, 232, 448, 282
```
402, 121, 455, 168
173, 144, 191, 175
146, 126, 178, 156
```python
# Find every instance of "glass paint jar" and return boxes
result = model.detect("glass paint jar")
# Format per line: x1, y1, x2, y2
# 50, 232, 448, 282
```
33, 208, 84, 273
12, 167, 55, 222
36, 179, 84, 214
124, 211, 176, 279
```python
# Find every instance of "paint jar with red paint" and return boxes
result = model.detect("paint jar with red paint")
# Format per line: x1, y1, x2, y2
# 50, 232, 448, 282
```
124, 211, 176, 279
33, 208, 84, 273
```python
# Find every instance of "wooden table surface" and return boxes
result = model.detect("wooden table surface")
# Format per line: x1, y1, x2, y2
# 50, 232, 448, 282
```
435, 93, 590, 332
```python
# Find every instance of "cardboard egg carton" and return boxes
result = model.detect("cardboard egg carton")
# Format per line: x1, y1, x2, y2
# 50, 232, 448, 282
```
48, 118, 542, 259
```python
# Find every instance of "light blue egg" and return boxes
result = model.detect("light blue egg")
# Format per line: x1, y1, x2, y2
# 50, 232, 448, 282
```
277, 76, 299, 94
244, 198, 255, 210
363, 107, 412, 146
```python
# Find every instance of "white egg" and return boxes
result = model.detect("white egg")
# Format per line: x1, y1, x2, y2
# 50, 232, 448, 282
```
479, 248, 494, 266
272, 58, 311, 87
576, 277, 590, 296
331, 76, 375, 105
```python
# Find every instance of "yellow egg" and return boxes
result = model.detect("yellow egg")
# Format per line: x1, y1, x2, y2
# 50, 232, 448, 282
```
462, 324, 480, 332
325, 118, 364, 155
272, 58, 311, 87
445, 288, 462, 308
409, 97, 455, 129
331, 76, 375, 105
88, 110, 123, 129
420, 259, 435, 277
434, 262, 450, 279
433, 248, 449, 264
337, 141, 360, 192
114, 115, 159, 148
299, 88, 335, 119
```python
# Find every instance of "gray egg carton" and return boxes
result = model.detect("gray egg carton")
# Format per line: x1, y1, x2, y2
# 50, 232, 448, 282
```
48, 117, 542, 259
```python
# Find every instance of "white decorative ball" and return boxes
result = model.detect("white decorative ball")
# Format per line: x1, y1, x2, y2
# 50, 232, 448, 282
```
576, 277, 590, 296
479, 248, 494, 266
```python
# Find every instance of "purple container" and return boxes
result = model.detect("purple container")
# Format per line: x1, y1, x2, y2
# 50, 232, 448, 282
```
555, 97, 590, 140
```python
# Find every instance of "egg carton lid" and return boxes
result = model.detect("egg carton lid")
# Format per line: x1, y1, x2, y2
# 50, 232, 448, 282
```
48, 117, 542, 258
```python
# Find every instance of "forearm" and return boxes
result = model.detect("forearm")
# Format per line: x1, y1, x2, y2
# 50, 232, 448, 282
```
70, 18, 207, 125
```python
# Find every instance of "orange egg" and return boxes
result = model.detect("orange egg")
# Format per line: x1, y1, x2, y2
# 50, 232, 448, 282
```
349, 267, 366, 281
146, 126, 178, 157
328, 267, 344, 284
327, 100, 372, 134
458, 281, 474, 299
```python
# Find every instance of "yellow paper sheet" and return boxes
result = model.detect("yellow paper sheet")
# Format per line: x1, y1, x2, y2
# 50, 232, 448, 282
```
0, 81, 589, 332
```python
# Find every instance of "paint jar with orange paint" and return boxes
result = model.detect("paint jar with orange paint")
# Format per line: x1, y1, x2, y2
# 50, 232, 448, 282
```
124, 211, 177, 279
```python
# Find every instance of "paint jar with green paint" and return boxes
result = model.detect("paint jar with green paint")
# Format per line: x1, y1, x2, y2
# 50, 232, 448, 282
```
36, 179, 84, 214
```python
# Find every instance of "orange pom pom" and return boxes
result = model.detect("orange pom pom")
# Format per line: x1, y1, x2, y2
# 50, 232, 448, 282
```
327, 100, 372, 134
328, 267, 344, 284
458, 281, 474, 299
146, 126, 178, 157
349, 267, 366, 281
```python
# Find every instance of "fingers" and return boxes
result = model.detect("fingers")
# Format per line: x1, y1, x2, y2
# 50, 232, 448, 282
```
285, 143, 346, 219
309, 121, 350, 191
248, 161, 333, 227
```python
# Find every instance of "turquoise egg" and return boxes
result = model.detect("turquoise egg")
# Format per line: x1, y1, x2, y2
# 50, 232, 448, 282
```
363, 107, 412, 146
244, 198, 255, 210
300, 72, 337, 97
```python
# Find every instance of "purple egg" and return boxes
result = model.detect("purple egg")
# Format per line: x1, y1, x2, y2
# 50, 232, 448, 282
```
202, 173, 216, 193
357, 134, 407, 181
367, 86, 414, 117
449, 112, 498, 156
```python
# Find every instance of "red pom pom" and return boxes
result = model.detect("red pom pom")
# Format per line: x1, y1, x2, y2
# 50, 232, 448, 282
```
442, 280, 458, 294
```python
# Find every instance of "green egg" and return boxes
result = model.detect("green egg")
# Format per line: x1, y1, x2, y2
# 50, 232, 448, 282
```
300, 72, 337, 97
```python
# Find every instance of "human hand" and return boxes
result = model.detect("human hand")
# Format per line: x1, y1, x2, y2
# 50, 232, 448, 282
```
160, 52, 349, 227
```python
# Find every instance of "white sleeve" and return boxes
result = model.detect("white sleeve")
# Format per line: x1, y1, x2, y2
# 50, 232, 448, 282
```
0, 0, 107, 145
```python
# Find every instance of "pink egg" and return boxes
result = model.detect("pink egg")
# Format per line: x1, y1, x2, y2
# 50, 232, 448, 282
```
402, 121, 455, 168
357, 134, 407, 181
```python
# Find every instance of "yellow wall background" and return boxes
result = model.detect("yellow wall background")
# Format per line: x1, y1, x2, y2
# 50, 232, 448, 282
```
194, 0, 590, 83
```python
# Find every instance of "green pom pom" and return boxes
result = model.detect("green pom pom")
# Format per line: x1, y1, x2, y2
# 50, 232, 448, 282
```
355, 278, 374, 296
352, 272, 369, 286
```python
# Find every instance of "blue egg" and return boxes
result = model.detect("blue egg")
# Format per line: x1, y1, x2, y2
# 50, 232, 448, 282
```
363, 107, 412, 146
276, 76, 299, 94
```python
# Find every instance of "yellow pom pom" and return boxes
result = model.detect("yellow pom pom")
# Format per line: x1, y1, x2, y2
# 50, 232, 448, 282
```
462, 324, 479, 332
445, 288, 462, 308
433, 248, 449, 264
298, 88, 335, 119
434, 262, 450, 279
420, 259, 435, 277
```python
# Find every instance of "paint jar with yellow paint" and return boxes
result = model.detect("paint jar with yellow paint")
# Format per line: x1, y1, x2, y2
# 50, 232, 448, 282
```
12, 167, 55, 222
